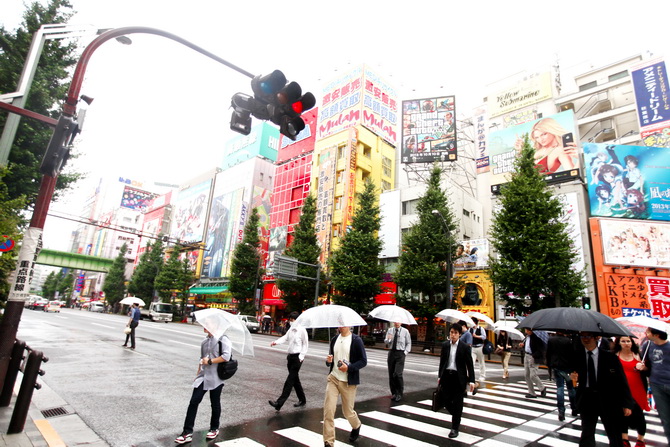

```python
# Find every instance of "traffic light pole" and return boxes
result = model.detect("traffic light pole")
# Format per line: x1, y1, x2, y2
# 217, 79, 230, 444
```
0, 26, 256, 393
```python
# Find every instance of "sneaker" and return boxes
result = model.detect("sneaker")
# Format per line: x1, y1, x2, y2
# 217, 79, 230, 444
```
206, 429, 219, 439
525, 394, 538, 398
175, 432, 192, 444
635, 440, 646, 447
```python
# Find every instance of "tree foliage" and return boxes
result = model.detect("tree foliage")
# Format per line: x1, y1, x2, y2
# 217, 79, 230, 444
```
41, 270, 59, 299
229, 208, 262, 315
395, 164, 459, 338
329, 180, 385, 314
57, 270, 75, 299
128, 237, 164, 301
0, 167, 26, 305
154, 249, 192, 309
0, 0, 82, 205
488, 134, 587, 314
102, 243, 127, 308
276, 194, 324, 312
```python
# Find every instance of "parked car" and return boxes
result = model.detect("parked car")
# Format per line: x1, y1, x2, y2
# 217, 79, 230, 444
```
30, 299, 48, 311
24, 295, 43, 308
89, 302, 105, 313
237, 315, 260, 333
44, 301, 61, 313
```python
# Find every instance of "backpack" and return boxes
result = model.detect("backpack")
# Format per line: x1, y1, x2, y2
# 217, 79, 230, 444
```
217, 339, 238, 380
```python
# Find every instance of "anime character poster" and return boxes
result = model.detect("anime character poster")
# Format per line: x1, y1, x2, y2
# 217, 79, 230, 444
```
488, 110, 580, 186
401, 95, 457, 164
170, 180, 212, 244
599, 219, 670, 269
201, 187, 244, 278
584, 143, 670, 221
119, 186, 157, 212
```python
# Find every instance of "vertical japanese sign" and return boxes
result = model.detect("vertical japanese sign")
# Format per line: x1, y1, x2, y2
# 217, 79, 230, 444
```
315, 147, 336, 265
8, 228, 42, 302
630, 58, 670, 148
473, 107, 489, 174
340, 128, 358, 230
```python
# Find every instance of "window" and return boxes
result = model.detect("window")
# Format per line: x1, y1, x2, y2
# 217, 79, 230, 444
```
361, 170, 370, 182
608, 71, 628, 82
333, 225, 341, 238
381, 180, 391, 191
578, 80, 597, 92
382, 156, 392, 177
402, 199, 420, 215
362, 144, 371, 158
463, 209, 470, 217
334, 196, 342, 210
289, 208, 301, 224
337, 144, 346, 159
260, 172, 264, 181
336, 170, 344, 184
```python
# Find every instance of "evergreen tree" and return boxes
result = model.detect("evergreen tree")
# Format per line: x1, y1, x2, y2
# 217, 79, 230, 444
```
154, 250, 191, 307
229, 208, 262, 315
488, 134, 587, 313
329, 180, 385, 314
128, 237, 164, 301
395, 164, 459, 340
103, 243, 128, 308
56, 271, 75, 300
0, 0, 82, 205
41, 270, 58, 299
276, 194, 324, 312
0, 167, 26, 305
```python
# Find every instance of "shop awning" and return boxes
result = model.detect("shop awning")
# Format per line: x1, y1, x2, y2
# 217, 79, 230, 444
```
190, 286, 228, 294
261, 299, 286, 306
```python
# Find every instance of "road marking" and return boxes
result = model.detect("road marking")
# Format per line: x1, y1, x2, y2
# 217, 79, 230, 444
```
90, 323, 115, 329
215, 436, 266, 446
169, 339, 200, 348
34, 419, 66, 447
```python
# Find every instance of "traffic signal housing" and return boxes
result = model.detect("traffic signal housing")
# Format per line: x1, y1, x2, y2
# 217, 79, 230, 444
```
581, 297, 591, 310
40, 115, 78, 177
230, 70, 315, 140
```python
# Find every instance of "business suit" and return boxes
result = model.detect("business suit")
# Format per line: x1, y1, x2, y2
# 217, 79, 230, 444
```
573, 345, 634, 447
438, 339, 475, 433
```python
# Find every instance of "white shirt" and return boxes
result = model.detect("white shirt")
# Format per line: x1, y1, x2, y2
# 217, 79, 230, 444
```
331, 333, 352, 382
385, 326, 412, 355
447, 340, 459, 371
274, 323, 309, 361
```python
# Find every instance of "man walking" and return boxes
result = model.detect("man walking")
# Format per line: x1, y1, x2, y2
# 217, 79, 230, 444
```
572, 332, 633, 447
385, 321, 411, 402
268, 311, 308, 411
521, 328, 547, 398
323, 326, 367, 447
546, 331, 577, 420
438, 323, 475, 439
641, 327, 670, 445
123, 302, 141, 349
470, 317, 487, 389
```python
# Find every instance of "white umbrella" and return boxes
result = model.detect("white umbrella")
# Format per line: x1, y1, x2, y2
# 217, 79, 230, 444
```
194, 308, 254, 356
492, 322, 525, 340
369, 305, 417, 325
435, 309, 474, 327
119, 296, 145, 306
294, 304, 367, 328
465, 311, 495, 327
616, 315, 670, 334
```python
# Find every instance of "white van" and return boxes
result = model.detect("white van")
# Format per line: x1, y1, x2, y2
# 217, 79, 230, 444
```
237, 315, 260, 333
89, 302, 105, 313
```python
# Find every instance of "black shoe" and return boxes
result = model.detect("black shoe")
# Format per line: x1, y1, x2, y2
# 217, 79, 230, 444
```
268, 400, 281, 411
122, 344, 127, 347
349, 425, 361, 442
390, 394, 396, 400
293, 401, 306, 408
448, 429, 459, 438
525, 394, 538, 398
472, 386, 478, 396
558, 412, 565, 421
540, 388, 547, 398
392, 395, 402, 402
571, 409, 579, 416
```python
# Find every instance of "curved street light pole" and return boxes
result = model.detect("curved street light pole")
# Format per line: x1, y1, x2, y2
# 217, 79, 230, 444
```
0, 27, 256, 390
431, 209, 452, 310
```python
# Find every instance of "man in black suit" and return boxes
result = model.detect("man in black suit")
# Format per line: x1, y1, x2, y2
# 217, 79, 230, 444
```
438, 323, 475, 439
571, 332, 634, 447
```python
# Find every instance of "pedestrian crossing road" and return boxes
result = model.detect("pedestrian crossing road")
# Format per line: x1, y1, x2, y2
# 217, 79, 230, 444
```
205, 377, 667, 447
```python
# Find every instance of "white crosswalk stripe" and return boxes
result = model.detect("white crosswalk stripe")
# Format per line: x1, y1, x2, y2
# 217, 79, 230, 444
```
217, 380, 667, 446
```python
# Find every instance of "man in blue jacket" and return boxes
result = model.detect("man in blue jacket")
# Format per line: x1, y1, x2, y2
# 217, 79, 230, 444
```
323, 326, 367, 447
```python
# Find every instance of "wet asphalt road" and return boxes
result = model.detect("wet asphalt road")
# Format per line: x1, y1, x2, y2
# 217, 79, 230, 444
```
17, 308, 448, 446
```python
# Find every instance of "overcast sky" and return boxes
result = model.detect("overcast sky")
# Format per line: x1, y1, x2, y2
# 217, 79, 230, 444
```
3, 0, 669, 250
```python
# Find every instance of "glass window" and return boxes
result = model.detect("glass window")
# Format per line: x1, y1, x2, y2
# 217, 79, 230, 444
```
578, 80, 597, 91
608, 71, 628, 82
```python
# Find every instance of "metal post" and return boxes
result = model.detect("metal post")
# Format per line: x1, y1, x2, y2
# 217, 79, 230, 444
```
0, 340, 26, 407
8, 350, 48, 434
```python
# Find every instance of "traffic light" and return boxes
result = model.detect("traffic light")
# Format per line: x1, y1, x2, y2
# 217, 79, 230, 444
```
581, 297, 591, 310
40, 115, 78, 177
230, 70, 315, 140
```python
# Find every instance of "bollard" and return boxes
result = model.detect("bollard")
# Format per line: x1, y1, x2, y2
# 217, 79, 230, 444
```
7, 350, 47, 434
0, 340, 26, 407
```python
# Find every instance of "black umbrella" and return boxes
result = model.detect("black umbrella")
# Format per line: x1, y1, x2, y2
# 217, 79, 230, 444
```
517, 307, 633, 337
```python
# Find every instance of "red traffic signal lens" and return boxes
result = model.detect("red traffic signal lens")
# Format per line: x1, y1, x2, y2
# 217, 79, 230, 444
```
291, 92, 316, 114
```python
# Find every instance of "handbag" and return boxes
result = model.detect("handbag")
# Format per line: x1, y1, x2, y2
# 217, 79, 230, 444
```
494, 346, 504, 355
482, 339, 494, 355
431, 383, 444, 412
123, 327, 131, 335
217, 339, 238, 380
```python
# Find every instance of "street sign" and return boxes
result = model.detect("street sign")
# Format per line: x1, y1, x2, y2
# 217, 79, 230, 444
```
275, 255, 298, 280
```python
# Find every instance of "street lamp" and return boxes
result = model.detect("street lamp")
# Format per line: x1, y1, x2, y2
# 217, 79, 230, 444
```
431, 209, 453, 309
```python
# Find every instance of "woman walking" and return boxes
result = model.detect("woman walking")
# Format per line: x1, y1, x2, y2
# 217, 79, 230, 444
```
496, 330, 512, 379
614, 336, 650, 447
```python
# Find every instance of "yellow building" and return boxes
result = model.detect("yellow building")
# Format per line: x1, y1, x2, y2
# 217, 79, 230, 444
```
455, 269, 495, 320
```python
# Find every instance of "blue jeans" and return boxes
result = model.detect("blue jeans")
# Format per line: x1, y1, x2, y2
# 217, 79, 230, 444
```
554, 369, 575, 414
651, 382, 670, 445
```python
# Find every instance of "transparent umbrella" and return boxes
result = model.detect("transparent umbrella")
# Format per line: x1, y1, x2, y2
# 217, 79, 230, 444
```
492, 322, 525, 340
435, 309, 475, 327
465, 311, 495, 327
194, 308, 254, 356
119, 296, 145, 306
294, 304, 367, 328
369, 305, 417, 325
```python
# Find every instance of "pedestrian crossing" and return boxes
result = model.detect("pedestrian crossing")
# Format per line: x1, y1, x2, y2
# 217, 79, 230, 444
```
214, 379, 668, 446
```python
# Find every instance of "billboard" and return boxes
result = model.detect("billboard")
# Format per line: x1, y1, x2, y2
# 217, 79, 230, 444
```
170, 179, 212, 244
473, 107, 489, 174
454, 238, 489, 270
119, 186, 156, 212
278, 108, 318, 163
488, 110, 580, 187
318, 65, 398, 145
599, 218, 670, 269
222, 122, 279, 169
488, 72, 553, 118
315, 146, 337, 265
630, 58, 670, 148
401, 95, 457, 164
584, 143, 670, 221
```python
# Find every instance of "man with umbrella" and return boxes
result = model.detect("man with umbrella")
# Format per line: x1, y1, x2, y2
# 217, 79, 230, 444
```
546, 331, 577, 420
385, 321, 412, 402
640, 326, 670, 445
123, 302, 141, 349
268, 311, 308, 411
571, 331, 633, 447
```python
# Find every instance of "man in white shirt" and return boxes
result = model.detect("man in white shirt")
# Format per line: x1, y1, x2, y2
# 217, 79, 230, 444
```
269, 311, 308, 411
385, 322, 412, 402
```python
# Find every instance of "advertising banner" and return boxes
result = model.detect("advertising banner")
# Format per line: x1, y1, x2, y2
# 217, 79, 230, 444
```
120, 186, 157, 212
584, 143, 670, 221
201, 182, 244, 278
341, 128, 358, 230
601, 271, 670, 321
599, 218, 670, 269
222, 122, 280, 168
488, 110, 580, 186
473, 107, 489, 174
630, 58, 670, 148
401, 95, 456, 164
454, 238, 489, 270
488, 72, 552, 118
315, 146, 337, 265
170, 179, 212, 244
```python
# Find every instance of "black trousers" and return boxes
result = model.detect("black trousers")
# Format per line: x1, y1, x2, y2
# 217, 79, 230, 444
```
183, 382, 223, 433
387, 350, 406, 396
124, 320, 138, 347
276, 353, 305, 408
442, 371, 465, 431
579, 390, 624, 447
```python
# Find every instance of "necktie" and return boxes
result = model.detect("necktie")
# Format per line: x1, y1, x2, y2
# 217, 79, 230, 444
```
587, 351, 596, 389
392, 328, 399, 350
